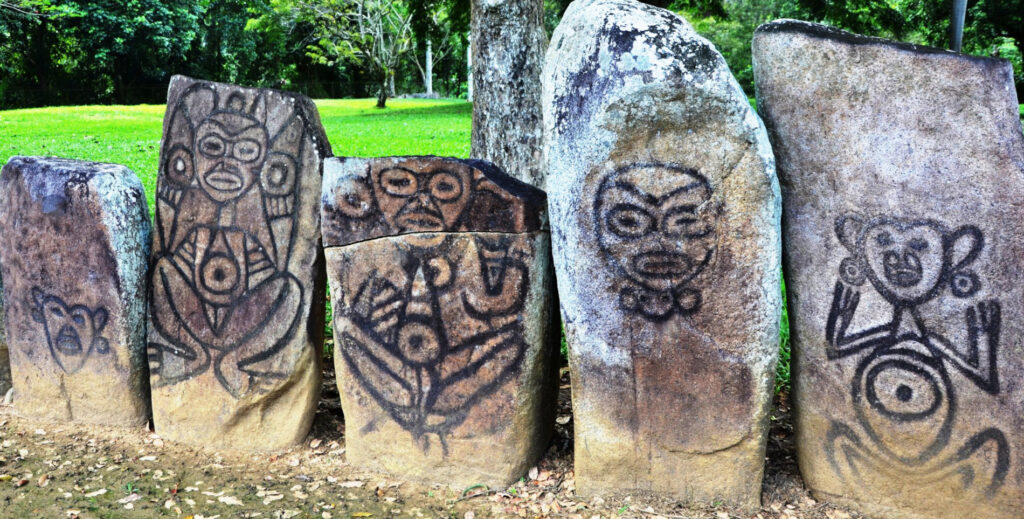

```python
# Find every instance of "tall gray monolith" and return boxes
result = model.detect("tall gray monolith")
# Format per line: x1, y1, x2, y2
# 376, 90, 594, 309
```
0, 157, 151, 425
543, 0, 781, 509
755, 20, 1024, 519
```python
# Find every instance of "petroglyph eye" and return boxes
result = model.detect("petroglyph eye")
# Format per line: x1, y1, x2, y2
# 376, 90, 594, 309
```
663, 205, 711, 238
381, 168, 417, 197
607, 204, 654, 238
199, 134, 227, 158
909, 238, 929, 252
232, 139, 262, 163
875, 231, 894, 247
429, 172, 463, 202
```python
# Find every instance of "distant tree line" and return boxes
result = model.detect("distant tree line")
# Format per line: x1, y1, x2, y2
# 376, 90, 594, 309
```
0, 0, 1019, 109
0, 0, 474, 108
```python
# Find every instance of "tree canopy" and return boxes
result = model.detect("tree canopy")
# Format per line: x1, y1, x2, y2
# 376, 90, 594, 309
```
0, 0, 1019, 109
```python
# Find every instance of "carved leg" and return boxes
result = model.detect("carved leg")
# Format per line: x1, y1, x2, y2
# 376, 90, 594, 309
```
149, 258, 212, 386
215, 274, 303, 398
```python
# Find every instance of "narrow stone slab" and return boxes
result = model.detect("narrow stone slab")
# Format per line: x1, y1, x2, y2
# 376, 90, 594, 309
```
148, 76, 331, 450
322, 156, 557, 488
0, 156, 151, 426
754, 20, 1024, 519
543, 0, 780, 509
0, 272, 10, 398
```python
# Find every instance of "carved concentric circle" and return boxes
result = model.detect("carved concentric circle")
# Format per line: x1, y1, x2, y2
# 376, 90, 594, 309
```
199, 253, 242, 295
396, 322, 442, 366
163, 144, 195, 187
260, 152, 298, 196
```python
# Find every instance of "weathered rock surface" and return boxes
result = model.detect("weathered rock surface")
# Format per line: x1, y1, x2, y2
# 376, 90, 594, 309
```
148, 76, 330, 450
0, 156, 151, 425
470, 0, 547, 189
754, 20, 1024, 519
0, 272, 10, 397
322, 156, 558, 488
543, 0, 780, 509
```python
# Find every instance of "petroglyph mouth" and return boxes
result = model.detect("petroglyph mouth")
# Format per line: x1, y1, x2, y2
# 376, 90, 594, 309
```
397, 212, 444, 231
203, 168, 245, 192
632, 251, 692, 278
883, 251, 922, 287
55, 325, 83, 355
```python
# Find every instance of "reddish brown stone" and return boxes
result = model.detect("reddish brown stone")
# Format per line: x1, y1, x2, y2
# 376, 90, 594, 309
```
147, 76, 330, 451
0, 156, 151, 426
322, 156, 557, 488
322, 156, 547, 247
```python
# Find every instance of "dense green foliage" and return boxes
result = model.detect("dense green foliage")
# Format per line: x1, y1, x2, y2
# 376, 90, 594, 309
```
3, 0, 1020, 109
0, 0, 472, 108
670, 0, 1023, 98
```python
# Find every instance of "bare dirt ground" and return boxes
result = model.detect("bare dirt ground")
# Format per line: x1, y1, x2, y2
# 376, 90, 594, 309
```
0, 367, 863, 519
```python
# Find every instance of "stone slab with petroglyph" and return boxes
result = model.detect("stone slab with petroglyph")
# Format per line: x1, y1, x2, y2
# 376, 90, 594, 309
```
147, 76, 330, 450
542, 0, 780, 509
322, 156, 557, 488
0, 156, 151, 426
754, 20, 1024, 519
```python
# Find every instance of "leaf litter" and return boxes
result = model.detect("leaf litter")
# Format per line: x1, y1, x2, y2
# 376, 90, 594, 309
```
0, 366, 863, 518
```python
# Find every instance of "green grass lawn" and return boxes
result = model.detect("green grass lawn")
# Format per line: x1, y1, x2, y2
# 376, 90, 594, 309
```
0, 98, 471, 212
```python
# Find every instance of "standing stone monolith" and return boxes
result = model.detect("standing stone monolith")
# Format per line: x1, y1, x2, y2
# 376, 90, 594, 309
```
0, 157, 151, 425
147, 76, 330, 450
754, 20, 1024, 519
543, 0, 780, 509
322, 156, 558, 488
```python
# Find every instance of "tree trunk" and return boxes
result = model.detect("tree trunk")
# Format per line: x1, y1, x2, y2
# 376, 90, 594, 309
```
389, 71, 396, 97
426, 40, 434, 95
377, 70, 389, 108
470, 0, 547, 189
466, 36, 473, 103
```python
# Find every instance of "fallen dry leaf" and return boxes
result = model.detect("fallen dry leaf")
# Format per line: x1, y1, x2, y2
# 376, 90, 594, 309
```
218, 495, 243, 506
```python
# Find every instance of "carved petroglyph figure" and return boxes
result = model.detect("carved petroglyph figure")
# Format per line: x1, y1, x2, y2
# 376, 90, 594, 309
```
594, 163, 715, 321
149, 84, 306, 398
330, 159, 533, 454
825, 215, 1008, 496
30, 287, 111, 375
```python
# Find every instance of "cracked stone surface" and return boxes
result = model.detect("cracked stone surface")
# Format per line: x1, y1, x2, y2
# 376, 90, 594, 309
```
754, 19, 1024, 519
543, 0, 781, 509
322, 156, 558, 489
0, 156, 151, 426
147, 76, 330, 451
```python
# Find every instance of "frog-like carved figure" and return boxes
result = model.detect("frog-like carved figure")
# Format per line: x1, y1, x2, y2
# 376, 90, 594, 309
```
148, 84, 305, 398
824, 214, 1008, 497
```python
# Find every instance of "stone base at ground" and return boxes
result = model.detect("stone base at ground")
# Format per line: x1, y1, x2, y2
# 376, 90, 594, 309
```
147, 76, 330, 451
755, 19, 1024, 519
0, 156, 151, 426
543, 0, 780, 510
322, 156, 558, 489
